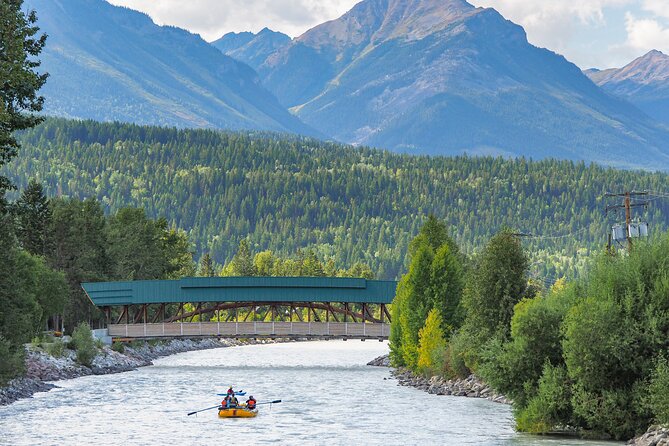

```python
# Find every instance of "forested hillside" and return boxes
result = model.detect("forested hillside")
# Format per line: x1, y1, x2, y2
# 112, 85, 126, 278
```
9, 119, 669, 280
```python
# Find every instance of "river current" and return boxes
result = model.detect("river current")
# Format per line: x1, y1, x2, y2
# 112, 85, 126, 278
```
0, 341, 619, 445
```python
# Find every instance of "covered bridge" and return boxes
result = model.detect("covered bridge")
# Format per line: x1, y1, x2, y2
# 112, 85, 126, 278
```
82, 277, 397, 340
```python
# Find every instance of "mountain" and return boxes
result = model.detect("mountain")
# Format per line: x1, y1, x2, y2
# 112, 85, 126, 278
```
585, 50, 669, 126
26, 0, 315, 135
212, 28, 291, 71
247, 0, 669, 169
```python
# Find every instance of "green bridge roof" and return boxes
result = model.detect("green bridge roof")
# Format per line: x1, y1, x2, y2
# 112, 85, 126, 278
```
82, 276, 397, 307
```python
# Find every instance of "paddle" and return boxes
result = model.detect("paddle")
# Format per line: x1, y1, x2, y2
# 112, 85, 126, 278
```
216, 391, 246, 396
187, 405, 220, 416
188, 399, 281, 416
256, 400, 282, 405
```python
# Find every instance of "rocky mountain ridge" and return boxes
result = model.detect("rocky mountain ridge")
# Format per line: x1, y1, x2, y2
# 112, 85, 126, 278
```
586, 50, 669, 126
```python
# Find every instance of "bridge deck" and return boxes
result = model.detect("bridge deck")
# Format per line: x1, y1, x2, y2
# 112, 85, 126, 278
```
108, 321, 390, 340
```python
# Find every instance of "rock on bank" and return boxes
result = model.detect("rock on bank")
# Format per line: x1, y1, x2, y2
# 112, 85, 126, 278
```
0, 338, 246, 406
368, 354, 511, 404
628, 426, 669, 446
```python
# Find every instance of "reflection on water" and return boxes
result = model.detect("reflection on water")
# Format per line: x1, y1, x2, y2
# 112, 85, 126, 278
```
0, 341, 620, 445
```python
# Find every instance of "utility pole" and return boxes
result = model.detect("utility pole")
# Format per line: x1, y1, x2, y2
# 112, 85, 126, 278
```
604, 191, 649, 252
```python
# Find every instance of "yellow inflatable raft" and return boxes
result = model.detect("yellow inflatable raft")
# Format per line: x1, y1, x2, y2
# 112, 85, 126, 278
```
218, 407, 258, 418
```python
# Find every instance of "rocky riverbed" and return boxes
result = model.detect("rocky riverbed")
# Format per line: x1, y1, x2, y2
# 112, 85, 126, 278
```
0, 338, 271, 406
368, 354, 511, 404
392, 369, 512, 404
628, 426, 669, 446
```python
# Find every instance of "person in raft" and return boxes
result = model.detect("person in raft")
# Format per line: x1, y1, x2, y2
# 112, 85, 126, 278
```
245, 396, 256, 410
227, 386, 234, 396
222, 394, 237, 409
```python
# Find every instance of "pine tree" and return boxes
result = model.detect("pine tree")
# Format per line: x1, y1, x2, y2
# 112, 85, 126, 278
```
229, 239, 256, 276
198, 252, 215, 277
302, 250, 325, 276
399, 243, 434, 368
463, 229, 530, 341
430, 244, 465, 335
14, 179, 51, 256
0, 1, 48, 209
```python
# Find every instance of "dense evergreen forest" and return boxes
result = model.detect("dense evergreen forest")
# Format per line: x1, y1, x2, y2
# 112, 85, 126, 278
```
8, 118, 669, 280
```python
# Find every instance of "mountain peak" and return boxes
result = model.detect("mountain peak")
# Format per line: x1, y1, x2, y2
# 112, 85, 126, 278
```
297, 0, 480, 49
609, 49, 669, 85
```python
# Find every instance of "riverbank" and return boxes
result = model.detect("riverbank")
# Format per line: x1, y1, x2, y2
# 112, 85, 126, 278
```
369, 354, 669, 444
367, 354, 511, 404
0, 337, 275, 406
628, 426, 669, 446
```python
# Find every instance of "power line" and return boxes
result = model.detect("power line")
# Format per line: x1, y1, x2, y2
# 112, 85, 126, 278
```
604, 191, 650, 252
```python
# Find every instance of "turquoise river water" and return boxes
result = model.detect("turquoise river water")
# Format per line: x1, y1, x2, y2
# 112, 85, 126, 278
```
0, 341, 621, 445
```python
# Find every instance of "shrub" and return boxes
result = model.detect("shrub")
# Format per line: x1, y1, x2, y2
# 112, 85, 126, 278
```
649, 357, 669, 425
45, 340, 65, 358
515, 364, 572, 433
0, 336, 25, 386
447, 329, 471, 378
71, 322, 97, 367
111, 342, 124, 353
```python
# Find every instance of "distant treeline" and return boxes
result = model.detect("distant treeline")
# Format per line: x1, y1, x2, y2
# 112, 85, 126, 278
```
10, 119, 669, 280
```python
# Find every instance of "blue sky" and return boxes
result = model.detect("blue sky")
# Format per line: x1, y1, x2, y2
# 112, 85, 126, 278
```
107, 0, 669, 68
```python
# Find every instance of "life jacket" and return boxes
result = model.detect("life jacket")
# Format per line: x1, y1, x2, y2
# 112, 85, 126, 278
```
247, 399, 256, 409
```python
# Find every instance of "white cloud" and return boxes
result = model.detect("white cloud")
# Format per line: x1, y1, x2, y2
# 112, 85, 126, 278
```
471, 0, 633, 26
107, 0, 360, 40
469, 0, 669, 67
642, 0, 669, 19
469, 0, 633, 59
620, 12, 669, 52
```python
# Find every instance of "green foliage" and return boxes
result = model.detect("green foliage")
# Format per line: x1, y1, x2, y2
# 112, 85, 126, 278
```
0, 5, 48, 381
398, 243, 434, 368
15, 251, 68, 331
0, 0, 47, 206
649, 357, 669, 425
44, 339, 65, 358
417, 309, 447, 377
430, 244, 465, 335
224, 239, 256, 276
198, 252, 216, 277
515, 364, 572, 434
479, 283, 577, 407
221, 243, 374, 279
14, 119, 669, 280
111, 342, 125, 353
0, 215, 42, 346
71, 322, 96, 367
49, 198, 110, 331
390, 217, 467, 372
13, 179, 52, 256
481, 233, 669, 440
0, 336, 24, 386
388, 297, 404, 366
460, 230, 530, 369
106, 207, 194, 280
447, 330, 471, 378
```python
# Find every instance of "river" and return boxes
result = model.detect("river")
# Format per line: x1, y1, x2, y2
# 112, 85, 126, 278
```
0, 341, 619, 445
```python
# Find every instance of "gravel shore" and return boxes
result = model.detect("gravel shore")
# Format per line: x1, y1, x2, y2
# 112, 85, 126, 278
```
0, 337, 273, 406
367, 354, 511, 404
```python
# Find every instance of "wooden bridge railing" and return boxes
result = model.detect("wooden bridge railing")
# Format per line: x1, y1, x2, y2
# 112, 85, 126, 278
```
108, 321, 390, 339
